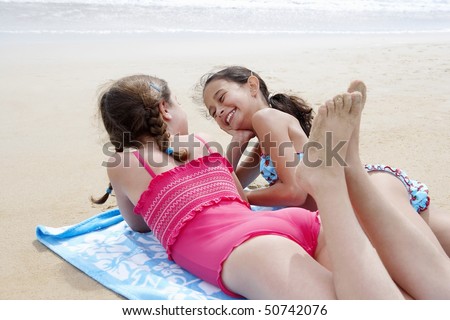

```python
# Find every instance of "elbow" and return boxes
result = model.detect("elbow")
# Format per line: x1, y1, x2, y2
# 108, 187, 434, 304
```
124, 214, 151, 232
129, 223, 151, 233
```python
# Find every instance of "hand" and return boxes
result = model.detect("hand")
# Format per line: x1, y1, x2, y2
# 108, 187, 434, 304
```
225, 129, 257, 172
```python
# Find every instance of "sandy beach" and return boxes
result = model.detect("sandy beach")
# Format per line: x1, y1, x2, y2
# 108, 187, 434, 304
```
1, 32, 449, 300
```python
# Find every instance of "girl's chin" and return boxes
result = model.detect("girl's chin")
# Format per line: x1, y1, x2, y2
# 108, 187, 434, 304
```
228, 117, 242, 131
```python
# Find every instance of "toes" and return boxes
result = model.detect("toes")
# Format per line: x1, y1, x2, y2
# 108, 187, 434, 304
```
325, 99, 335, 115
350, 92, 363, 114
347, 80, 364, 92
342, 93, 352, 112
317, 104, 328, 116
347, 80, 367, 106
308, 105, 326, 140
333, 94, 344, 110
312, 104, 327, 126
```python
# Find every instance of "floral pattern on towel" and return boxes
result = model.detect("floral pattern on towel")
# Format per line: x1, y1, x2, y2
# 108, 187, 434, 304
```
37, 209, 237, 300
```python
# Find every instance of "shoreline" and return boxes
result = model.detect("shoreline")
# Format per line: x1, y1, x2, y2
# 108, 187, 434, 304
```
1, 31, 449, 299
2, 30, 450, 42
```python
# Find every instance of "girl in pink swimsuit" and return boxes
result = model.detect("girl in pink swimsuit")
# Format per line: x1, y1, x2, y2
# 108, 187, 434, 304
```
133, 149, 319, 297
93, 74, 450, 299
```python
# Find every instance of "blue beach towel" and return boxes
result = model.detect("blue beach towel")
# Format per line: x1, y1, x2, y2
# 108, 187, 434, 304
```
36, 208, 238, 300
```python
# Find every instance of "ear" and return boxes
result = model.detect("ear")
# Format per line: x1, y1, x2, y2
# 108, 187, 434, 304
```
247, 75, 260, 97
158, 100, 172, 120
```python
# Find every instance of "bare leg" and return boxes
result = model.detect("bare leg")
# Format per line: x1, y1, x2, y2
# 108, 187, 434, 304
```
348, 80, 450, 258
295, 93, 402, 299
221, 234, 337, 299
421, 205, 450, 257
344, 83, 450, 299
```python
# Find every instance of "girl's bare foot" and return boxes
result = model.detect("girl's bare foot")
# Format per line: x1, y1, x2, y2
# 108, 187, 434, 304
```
345, 80, 367, 167
296, 92, 363, 197
347, 80, 367, 106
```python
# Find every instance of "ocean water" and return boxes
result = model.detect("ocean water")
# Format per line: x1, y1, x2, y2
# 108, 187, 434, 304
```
1, 0, 450, 34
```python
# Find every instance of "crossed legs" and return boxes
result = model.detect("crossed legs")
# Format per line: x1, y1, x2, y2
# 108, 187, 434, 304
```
342, 82, 450, 299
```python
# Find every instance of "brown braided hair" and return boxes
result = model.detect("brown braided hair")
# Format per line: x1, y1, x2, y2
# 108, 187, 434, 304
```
91, 74, 187, 204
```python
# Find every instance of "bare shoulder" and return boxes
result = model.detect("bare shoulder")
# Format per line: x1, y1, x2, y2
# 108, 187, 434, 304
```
252, 108, 296, 130
106, 152, 138, 179
106, 153, 125, 175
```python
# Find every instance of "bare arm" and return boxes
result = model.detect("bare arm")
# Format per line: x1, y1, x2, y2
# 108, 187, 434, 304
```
107, 154, 150, 233
225, 130, 261, 188
246, 109, 309, 207
113, 184, 150, 233
232, 171, 248, 202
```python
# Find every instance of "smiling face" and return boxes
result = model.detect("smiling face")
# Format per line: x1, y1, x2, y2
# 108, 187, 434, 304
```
203, 78, 263, 132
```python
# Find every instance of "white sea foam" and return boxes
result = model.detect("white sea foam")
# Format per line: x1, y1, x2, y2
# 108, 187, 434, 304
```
1, 0, 449, 34
1, 0, 449, 12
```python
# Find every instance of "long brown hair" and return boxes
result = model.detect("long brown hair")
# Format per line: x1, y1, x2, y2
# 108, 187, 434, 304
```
91, 74, 187, 204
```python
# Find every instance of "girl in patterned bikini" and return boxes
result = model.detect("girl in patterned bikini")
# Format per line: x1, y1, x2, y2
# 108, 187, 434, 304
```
92, 74, 450, 299
201, 66, 450, 258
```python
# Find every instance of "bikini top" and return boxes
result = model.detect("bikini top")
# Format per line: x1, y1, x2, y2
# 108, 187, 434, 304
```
132, 135, 249, 259
260, 153, 303, 185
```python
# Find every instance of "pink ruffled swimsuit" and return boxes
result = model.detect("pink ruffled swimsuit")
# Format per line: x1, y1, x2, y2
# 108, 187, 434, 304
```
133, 139, 321, 298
